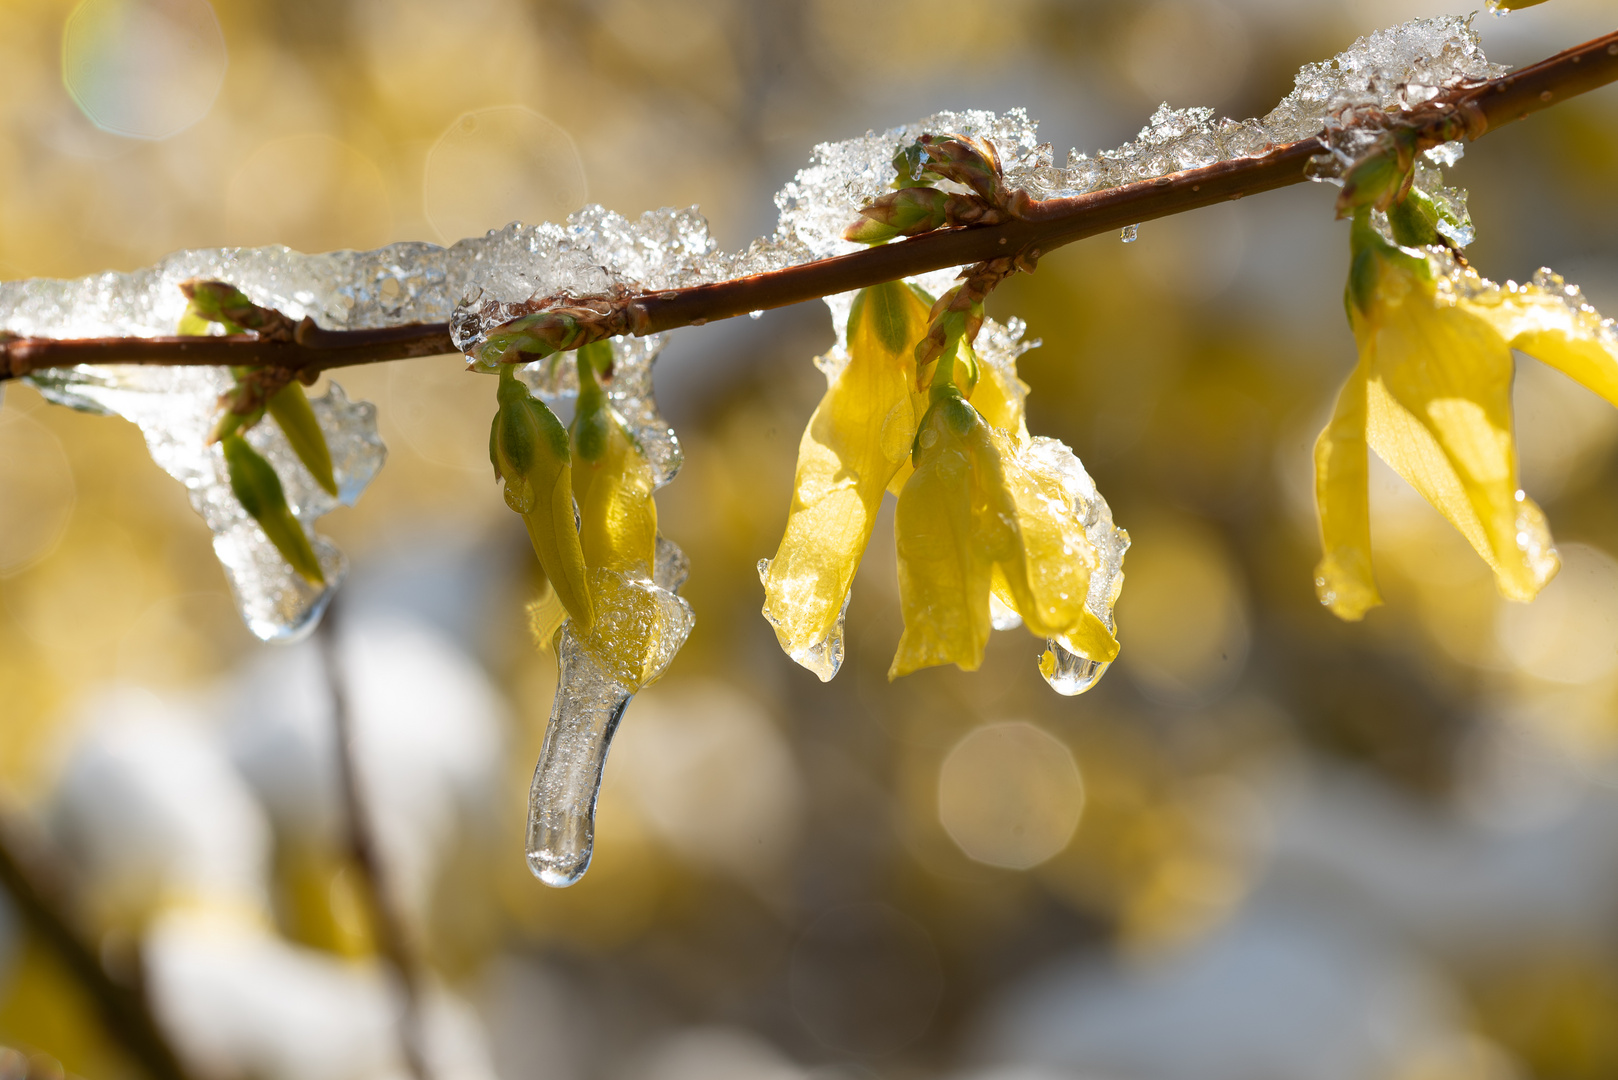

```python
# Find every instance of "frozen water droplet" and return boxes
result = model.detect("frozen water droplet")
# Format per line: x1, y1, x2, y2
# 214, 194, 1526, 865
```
758, 558, 848, 681
1120, 224, 1139, 243
749, 309, 764, 320
526, 629, 631, 887
526, 538, 695, 886
1040, 636, 1111, 696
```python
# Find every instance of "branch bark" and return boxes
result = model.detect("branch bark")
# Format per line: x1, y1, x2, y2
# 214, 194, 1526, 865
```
2, 28, 1615, 383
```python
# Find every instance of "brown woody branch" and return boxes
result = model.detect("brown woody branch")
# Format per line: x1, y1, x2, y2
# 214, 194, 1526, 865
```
2, 28, 1615, 383
317, 602, 432, 1080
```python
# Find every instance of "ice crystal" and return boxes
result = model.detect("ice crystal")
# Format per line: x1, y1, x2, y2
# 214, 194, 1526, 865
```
1026, 16, 1501, 202
526, 537, 693, 886
25, 364, 381, 640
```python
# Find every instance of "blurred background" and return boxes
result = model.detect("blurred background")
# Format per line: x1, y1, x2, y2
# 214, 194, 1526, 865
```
2, 0, 1618, 1078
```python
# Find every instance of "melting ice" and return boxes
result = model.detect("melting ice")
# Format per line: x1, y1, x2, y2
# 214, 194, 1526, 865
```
526, 536, 694, 887
0, 11, 1506, 872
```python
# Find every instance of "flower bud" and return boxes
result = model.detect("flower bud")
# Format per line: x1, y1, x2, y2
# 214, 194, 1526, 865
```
920, 134, 1005, 203
843, 187, 950, 244
266, 382, 338, 497
222, 433, 325, 585
476, 311, 584, 367
490, 364, 595, 629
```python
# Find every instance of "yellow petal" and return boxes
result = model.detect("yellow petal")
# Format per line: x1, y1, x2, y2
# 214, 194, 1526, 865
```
523, 464, 595, 630
1457, 270, 1618, 407
1364, 286, 1558, 602
764, 281, 930, 672
889, 408, 993, 678
988, 428, 1097, 638
574, 413, 658, 575
572, 567, 693, 690
1313, 365, 1382, 619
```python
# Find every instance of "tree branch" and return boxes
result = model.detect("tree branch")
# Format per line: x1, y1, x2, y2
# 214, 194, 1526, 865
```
0, 807, 197, 1080
317, 602, 432, 1080
2, 28, 1614, 383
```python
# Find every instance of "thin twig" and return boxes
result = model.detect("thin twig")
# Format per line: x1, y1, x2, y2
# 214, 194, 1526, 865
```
317, 601, 432, 1080
0, 807, 196, 1080
1, 28, 1614, 382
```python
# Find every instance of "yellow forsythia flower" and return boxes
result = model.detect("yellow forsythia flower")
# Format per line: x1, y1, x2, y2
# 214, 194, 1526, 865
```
564, 342, 681, 689
762, 281, 931, 677
1316, 210, 1618, 619
890, 391, 1119, 678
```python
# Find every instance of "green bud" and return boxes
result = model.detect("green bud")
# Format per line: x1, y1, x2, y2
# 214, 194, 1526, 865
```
921, 135, 1004, 203
266, 382, 338, 497
891, 141, 940, 189
1387, 188, 1440, 248
476, 311, 588, 368
489, 365, 594, 629
1334, 130, 1417, 218
222, 434, 325, 585
181, 280, 255, 324
570, 342, 614, 465
843, 187, 950, 244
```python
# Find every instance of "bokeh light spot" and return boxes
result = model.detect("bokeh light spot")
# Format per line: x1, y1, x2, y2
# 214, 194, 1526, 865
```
225, 135, 392, 254
61, 0, 227, 140
937, 721, 1084, 871
611, 680, 804, 882
423, 106, 587, 243
1118, 520, 1249, 704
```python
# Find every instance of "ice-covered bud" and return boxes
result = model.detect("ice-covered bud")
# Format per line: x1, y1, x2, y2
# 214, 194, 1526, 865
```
844, 187, 951, 243
179, 279, 296, 339
476, 310, 585, 367
890, 140, 932, 188
920, 133, 1006, 204
1335, 131, 1417, 218
222, 434, 324, 586
266, 383, 338, 497
491, 364, 594, 630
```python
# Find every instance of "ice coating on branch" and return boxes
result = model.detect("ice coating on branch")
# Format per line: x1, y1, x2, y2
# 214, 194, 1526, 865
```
526, 538, 693, 887
1021, 437, 1130, 697
1025, 16, 1502, 201
26, 365, 382, 641
520, 332, 682, 487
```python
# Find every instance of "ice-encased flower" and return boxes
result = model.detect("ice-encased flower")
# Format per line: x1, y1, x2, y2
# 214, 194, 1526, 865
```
1315, 211, 1618, 619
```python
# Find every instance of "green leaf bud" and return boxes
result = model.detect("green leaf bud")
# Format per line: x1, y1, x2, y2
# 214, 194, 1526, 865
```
222, 434, 325, 585
489, 365, 594, 629
266, 382, 338, 497
844, 187, 951, 244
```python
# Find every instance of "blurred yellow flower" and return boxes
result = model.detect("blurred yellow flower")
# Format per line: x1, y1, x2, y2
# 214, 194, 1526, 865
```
1315, 210, 1618, 619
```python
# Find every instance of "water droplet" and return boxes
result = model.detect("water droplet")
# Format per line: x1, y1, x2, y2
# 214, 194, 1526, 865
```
1120, 224, 1139, 243
1039, 637, 1112, 696
749, 309, 764, 320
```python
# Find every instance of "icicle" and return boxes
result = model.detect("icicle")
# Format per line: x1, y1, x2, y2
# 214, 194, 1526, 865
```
526, 537, 693, 886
